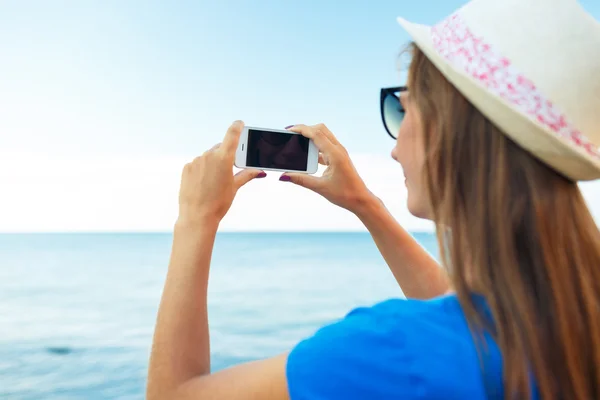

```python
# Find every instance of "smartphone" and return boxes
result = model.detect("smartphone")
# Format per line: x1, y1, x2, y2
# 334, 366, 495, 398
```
235, 126, 319, 174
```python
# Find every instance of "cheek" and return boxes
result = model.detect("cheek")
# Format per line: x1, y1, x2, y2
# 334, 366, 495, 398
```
394, 123, 416, 172
394, 111, 433, 219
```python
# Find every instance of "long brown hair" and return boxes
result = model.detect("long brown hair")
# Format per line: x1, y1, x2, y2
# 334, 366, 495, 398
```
406, 43, 600, 399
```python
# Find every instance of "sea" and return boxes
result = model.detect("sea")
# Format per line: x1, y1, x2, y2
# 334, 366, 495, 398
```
0, 232, 439, 399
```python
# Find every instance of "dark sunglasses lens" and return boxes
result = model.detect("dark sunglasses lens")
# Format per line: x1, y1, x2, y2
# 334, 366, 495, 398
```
383, 93, 404, 138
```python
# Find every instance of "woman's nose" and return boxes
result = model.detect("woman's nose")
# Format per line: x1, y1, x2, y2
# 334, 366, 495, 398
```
391, 147, 398, 162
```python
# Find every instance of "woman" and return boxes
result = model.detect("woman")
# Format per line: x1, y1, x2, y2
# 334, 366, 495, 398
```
147, 0, 600, 398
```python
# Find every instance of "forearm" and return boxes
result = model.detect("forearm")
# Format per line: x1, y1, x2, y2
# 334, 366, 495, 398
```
355, 196, 451, 299
147, 220, 218, 399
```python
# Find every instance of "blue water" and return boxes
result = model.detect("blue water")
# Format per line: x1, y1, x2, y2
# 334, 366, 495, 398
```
0, 232, 439, 399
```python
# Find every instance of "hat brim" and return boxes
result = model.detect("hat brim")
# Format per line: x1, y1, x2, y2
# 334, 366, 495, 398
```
396, 17, 600, 181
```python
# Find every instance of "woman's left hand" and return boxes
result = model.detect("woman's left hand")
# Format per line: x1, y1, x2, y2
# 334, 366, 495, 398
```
177, 121, 266, 227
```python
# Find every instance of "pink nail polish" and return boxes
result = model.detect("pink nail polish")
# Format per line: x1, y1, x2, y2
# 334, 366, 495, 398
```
257, 172, 267, 178
284, 125, 295, 129
279, 175, 291, 182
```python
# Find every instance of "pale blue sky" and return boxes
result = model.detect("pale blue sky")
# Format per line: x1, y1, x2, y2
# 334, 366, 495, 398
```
1, 0, 599, 232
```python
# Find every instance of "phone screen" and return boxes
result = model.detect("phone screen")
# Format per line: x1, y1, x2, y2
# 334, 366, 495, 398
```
246, 129, 309, 171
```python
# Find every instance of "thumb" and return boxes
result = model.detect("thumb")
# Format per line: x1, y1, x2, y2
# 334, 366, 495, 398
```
280, 173, 322, 192
234, 169, 266, 189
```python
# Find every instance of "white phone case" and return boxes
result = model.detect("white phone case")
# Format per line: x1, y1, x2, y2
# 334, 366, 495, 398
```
235, 126, 319, 174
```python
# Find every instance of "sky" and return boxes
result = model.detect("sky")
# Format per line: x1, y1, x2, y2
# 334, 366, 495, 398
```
0, 0, 599, 232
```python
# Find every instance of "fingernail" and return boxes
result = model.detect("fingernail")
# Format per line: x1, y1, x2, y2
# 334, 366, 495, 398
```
284, 125, 295, 129
279, 175, 291, 182
257, 172, 267, 178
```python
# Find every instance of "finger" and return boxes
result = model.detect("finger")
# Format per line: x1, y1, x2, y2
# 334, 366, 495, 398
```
182, 162, 193, 178
222, 120, 244, 157
287, 124, 335, 154
280, 173, 323, 192
313, 123, 340, 146
202, 143, 221, 156
234, 169, 266, 189
318, 152, 328, 166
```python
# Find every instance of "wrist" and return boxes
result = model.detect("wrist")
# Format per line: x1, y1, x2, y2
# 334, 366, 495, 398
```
169, 217, 218, 283
176, 208, 221, 230
175, 214, 220, 233
352, 191, 385, 220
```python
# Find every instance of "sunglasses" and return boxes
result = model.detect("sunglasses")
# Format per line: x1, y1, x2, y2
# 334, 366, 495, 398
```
380, 86, 407, 140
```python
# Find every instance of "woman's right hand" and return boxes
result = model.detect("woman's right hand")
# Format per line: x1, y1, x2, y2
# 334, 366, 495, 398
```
281, 123, 375, 214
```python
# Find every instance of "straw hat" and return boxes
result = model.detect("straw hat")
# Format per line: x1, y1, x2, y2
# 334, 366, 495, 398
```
397, 0, 600, 181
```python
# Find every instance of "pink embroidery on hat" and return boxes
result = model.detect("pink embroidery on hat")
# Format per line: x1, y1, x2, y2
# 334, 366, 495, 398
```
430, 14, 600, 159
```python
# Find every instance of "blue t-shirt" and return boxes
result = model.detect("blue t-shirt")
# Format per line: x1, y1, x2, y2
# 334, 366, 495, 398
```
286, 294, 513, 399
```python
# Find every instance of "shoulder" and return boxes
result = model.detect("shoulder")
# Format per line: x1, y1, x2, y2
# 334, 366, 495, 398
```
286, 295, 494, 400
